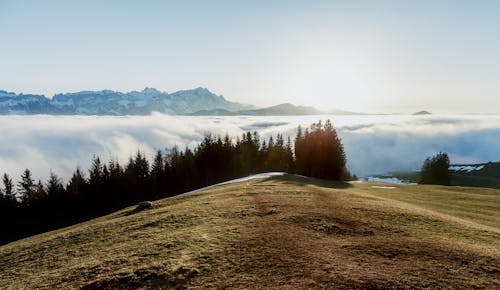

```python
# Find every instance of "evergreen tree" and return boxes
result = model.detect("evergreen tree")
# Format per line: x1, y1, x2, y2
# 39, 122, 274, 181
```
89, 156, 104, 188
67, 167, 87, 197
294, 120, 346, 180
2, 173, 15, 202
33, 180, 47, 201
285, 136, 295, 172
0, 173, 17, 215
133, 151, 150, 180
18, 169, 35, 205
46, 172, 65, 198
151, 149, 166, 197
420, 152, 451, 185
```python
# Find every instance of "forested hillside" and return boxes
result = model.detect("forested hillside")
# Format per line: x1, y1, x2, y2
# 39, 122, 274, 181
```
0, 121, 349, 244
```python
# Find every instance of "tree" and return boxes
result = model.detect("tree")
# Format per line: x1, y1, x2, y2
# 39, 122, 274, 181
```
420, 152, 451, 185
0, 173, 17, 214
89, 156, 104, 188
2, 173, 15, 202
18, 169, 36, 205
34, 180, 47, 201
67, 167, 87, 197
46, 172, 65, 198
151, 149, 166, 197
126, 150, 151, 200
294, 120, 346, 180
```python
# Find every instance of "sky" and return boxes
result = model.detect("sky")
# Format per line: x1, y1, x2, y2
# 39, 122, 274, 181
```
0, 0, 499, 113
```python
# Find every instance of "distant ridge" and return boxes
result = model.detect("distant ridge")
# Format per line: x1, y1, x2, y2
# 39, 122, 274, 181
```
413, 110, 432, 115
0, 87, 254, 115
0, 88, 359, 116
191, 103, 361, 116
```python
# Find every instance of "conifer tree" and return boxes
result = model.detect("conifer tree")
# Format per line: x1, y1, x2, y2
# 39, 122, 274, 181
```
46, 172, 65, 198
89, 156, 104, 188
34, 180, 47, 201
420, 152, 451, 185
67, 167, 87, 197
2, 173, 15, 202
294, 120, 346, 180
18, 169, 35, 205
151, 150, 166, 197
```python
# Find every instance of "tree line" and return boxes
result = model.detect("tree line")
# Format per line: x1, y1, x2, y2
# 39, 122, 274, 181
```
0, 120, 349, 244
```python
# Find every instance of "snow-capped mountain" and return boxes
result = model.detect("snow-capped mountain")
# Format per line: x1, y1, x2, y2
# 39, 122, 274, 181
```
0, 91, 59, 114
0, 87, 254, 115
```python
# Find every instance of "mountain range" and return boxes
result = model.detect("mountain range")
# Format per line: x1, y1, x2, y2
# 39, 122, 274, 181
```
0, 87, 356, 116
0, 87, 254, 115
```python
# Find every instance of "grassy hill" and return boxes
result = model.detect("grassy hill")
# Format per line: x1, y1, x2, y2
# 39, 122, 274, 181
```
0, 175, 498, 289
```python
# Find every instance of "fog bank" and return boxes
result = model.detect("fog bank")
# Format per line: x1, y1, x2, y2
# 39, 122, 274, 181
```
1, 114, 499, 182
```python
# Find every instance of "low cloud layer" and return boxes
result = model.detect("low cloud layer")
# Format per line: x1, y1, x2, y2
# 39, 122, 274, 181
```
1, 114, 499, 183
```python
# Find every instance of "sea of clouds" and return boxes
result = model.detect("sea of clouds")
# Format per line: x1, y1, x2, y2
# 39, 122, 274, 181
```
1, 113, 499, 182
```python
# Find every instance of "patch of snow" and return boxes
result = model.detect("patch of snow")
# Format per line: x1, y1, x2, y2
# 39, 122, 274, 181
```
178, 172, 286, 196
293, 174, 309, 178
449, 165, 485, 172
371, 186, 396, 189
364, 176, 416, 185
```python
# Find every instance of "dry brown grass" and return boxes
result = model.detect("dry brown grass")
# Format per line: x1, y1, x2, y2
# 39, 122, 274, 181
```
0, 175, 499, 289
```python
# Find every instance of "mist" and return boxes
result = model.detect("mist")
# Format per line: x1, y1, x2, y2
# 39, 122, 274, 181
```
1, 114, 499, 182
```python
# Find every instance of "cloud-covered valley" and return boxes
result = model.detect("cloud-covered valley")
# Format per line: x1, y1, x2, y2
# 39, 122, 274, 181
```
1, 114, 499, 182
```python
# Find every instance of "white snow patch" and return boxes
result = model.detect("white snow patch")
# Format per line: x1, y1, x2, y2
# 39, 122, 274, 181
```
365, 176, 416, 185
449, 165, 485, 172
371, 186, 396, 189
293, 174, 309, 178
178, 172, 287, 196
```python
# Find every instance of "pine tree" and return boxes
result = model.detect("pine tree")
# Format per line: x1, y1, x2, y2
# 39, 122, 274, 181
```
151, 149, 166, 197
18, 169, 35, 205
294, 120, 346, 180
2, 173, 15, 202
46, 172, 65, 198
89, 156, 104, 187
34, 180, 47, 201
67, 167, 87, 197
134, 151, 150, 180
285, 136, 295, 172
420, 152, 451, 185
295, 126, 305, 174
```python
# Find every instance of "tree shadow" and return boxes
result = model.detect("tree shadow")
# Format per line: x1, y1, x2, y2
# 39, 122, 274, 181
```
257, 174, 353, 189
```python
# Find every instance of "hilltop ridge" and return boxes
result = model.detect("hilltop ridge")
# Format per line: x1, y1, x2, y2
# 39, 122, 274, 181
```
1, 175, 498, 289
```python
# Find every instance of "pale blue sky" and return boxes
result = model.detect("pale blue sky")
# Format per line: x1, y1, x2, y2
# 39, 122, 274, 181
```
1, 0, 499, 113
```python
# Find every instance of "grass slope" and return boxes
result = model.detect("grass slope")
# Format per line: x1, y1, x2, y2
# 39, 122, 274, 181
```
0, 175, 499, 289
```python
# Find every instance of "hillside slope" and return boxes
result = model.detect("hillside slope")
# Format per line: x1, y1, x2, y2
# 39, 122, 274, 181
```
0, 175, 498, 289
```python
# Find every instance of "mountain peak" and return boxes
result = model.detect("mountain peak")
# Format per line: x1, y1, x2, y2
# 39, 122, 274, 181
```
194, 86, 209, 92
141, 87, 161, 94
413, 110, 432, 115
191, 87, 215, 96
